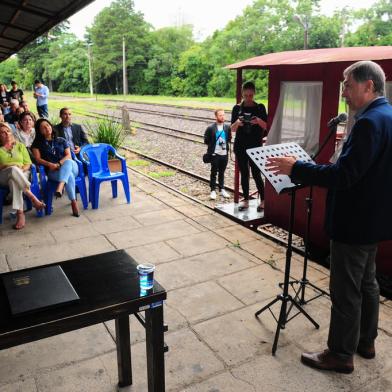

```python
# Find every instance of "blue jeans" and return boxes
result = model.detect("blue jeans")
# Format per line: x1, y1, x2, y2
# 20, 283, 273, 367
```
37, 104, 48, 118
48, 160, 78, 201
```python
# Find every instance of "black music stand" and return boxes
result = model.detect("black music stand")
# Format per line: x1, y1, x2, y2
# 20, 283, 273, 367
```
247, 143, 319, 354
284, 125, 340, 305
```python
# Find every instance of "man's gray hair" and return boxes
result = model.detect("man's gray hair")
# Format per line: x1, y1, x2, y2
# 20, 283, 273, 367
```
9, 99, 19, 107
344, 60, 386, 96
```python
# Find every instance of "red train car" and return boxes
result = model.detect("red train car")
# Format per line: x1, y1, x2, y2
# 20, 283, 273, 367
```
226, 47, 392, 279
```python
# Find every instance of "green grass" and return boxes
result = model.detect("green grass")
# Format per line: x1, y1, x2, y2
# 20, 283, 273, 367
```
128, 159, 150, 167
148, 170, 175, 179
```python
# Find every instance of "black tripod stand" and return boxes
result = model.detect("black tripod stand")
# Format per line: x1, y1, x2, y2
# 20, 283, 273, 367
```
284, 122, 341, 305
285, 185, 330, 305
255, 188, 319, 355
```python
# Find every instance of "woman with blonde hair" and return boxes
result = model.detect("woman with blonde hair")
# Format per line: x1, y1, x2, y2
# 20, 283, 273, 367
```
0, 122, 45, 229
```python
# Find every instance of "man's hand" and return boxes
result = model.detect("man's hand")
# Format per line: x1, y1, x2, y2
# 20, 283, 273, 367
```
266, 156, 297, 176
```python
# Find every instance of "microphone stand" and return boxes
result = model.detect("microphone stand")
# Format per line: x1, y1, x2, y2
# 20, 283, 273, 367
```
285, 123, 338, 305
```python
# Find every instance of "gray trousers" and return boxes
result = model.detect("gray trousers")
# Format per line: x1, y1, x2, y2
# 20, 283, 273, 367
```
327, 240, 379, 359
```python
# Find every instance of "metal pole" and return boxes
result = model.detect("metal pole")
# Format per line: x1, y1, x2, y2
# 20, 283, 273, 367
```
88, 45, 94, 96
123, 36, 128, 95
304, 17, 308, 50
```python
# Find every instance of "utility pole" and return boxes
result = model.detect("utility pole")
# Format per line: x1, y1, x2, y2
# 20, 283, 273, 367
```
122, 36, 128, 95
293, 15, 309, 50
87, 44, 94, 96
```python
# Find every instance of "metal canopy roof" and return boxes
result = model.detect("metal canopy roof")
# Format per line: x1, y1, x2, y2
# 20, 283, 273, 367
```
227, 46, 392, 69
0, 0, 95, 62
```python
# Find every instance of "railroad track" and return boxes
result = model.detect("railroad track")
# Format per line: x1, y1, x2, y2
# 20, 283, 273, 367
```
72, 108, 205, 144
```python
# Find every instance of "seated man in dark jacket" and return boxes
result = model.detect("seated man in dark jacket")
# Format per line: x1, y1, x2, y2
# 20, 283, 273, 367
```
54, 107, 89, 155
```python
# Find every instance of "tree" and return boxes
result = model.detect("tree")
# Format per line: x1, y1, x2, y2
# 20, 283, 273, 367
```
345, 0, 392, 46
86, 0, 152, 94
144, 25, 194, 95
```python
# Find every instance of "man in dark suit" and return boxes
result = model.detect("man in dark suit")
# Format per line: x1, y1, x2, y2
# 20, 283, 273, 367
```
204, 109, 232, 200
266, 61, 392, 374
54, 108, 89, 155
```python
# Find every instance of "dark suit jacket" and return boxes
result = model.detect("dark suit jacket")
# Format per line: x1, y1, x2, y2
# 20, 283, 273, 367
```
204, 123, 232, 155
291, 97, 392, 244
54, 123, 89, 148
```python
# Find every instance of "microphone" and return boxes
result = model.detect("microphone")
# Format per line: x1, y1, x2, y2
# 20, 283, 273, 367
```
328, 113, 348, 128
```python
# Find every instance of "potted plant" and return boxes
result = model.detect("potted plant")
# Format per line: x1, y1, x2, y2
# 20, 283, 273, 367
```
87, 115, 126, 172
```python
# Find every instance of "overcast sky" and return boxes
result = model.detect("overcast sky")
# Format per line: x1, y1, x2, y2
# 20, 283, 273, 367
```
68, 0, 378, 41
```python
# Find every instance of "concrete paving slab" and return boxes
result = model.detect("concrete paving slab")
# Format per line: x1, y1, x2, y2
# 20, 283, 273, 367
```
133, 208, 184, 227
168, 281, 244, 324
194, 212, 237, 231
97, 328, 225, 392
105, 303, 188, 345
35, 355, 117, 392
144, 191, 190, 208
0, 378, 37, 392
181, 371, 255, 392
230, 345, 379, 392
91, 215, 142, 235
215, 225, 262, 245
0, 254, 8, 273
125, 242, 180, 265
156, 248, 257, 291
194, 299, 331, 367
6, 235, 115, 270
106, 220, 200, 249
50, 224, 99, 242
0, 227, 56, 253
0, 324, 115, 385
175, 204, 211, 218
240, 238, 285, 262
166, 231, 229, 257
217, 264, 288, 305
84, 198, 165, 222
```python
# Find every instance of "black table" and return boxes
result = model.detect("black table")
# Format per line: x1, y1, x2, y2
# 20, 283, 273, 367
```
0, 249, 167, 391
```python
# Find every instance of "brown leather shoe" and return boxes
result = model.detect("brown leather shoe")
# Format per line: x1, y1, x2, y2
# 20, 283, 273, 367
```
301, 349, 354, 374
357, 341, 375, 359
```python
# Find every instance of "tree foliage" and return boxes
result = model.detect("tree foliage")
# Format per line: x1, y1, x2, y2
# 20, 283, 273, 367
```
0, 0, 390, 97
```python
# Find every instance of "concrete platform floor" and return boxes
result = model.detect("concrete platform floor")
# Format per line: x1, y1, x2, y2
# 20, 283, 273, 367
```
0, 170, 391, 392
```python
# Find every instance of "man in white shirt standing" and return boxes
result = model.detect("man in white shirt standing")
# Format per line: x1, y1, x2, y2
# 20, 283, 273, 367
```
204, 109, 232, 200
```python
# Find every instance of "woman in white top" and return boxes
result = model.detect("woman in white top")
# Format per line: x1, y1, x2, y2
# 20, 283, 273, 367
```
13, 111, 36, 150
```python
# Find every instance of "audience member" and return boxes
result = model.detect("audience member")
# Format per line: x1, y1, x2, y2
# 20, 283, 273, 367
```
54, 108, 88, 155
33, 79, 49, 118
20, 100, 30, 112
14, 111, 36, 150
32, 118, 80, 217
0, 122, 45, 230
8, 81, 24, 103
204, 109, 231, 200
4, 99, 20, 124
231, 81, 268, 211
0, 84, 9, 109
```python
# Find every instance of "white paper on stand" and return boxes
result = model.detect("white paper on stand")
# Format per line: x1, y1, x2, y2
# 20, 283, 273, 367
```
246, 142, 314, 194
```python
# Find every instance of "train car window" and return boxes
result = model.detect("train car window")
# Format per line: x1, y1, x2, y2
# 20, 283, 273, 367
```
266, 82, 322, 156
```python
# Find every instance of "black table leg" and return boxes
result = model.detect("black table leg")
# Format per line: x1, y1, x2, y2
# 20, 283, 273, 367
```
145, 303, 165, 392
115, 314, 132, 387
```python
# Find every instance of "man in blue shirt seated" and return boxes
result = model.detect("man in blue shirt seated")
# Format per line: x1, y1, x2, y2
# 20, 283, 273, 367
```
33, 79, 49, 118
54, 107, 89, 156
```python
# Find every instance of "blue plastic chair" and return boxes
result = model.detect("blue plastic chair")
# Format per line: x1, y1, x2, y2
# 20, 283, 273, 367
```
79, 143, 131, 209
0, 164, 44, 224
39, 153, 88, 216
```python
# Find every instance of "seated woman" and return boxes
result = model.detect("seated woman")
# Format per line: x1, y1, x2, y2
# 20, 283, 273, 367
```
14, 111, 36, 154
32, 118, 80, 217
0, 122, 45, 230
